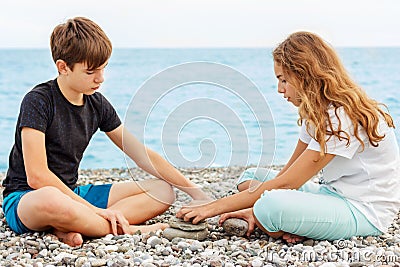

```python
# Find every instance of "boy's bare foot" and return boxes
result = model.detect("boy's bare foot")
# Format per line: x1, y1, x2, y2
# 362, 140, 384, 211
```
282, 233, 305, 243
129, 223, 169, 234
53, 230, 84, 247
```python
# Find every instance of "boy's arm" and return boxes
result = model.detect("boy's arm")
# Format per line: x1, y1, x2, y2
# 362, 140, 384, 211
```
106, 125, 212, 201
21, 127, 130, 234
22, 127, 96, 205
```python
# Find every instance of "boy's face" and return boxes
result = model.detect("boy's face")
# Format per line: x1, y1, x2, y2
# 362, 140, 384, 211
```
64, 61, 108, 96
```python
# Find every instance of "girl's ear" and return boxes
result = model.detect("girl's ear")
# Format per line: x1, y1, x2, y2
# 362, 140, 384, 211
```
56, 60, 69, 75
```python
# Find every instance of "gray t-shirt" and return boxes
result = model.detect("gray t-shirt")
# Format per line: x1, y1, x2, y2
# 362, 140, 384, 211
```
2, 79, 121, 197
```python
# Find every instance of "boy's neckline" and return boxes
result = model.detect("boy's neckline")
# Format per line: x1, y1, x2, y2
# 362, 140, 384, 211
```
55, 78, 85, 107
56, 77, 85, 106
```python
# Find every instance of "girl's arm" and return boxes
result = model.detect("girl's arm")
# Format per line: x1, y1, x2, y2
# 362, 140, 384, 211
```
276, 139, 308, 176
237, 139, 307, 191
106, 125, 212, 201
177, 148, 335, 224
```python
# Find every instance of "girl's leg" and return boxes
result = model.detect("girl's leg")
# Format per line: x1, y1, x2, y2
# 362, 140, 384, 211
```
252, 187, 381, 241
236, 168, 279, 191
236, 167, 319, 192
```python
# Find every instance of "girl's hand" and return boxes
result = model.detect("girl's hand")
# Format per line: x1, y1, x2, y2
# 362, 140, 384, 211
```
94, 208, 130, 235
219, 208, 256, 236
176, 201, 217, 224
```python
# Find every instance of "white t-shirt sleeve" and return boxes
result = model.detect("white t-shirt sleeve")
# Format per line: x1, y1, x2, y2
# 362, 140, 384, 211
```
299, 120, 312, 144
301, 107, 367, 159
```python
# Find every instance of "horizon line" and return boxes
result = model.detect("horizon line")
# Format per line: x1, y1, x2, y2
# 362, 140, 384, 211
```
1, 45, 400, 50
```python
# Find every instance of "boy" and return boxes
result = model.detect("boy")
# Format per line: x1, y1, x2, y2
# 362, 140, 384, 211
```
1, 17, 211, 247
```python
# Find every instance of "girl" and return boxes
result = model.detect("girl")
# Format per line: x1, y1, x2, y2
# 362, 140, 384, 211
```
177, 31, 400, 242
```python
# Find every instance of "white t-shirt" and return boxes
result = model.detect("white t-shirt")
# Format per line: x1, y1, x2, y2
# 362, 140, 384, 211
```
299, 106, 400, 232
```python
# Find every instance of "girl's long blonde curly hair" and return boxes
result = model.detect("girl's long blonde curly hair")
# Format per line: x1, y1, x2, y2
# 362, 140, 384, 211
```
272, 31, 394, 157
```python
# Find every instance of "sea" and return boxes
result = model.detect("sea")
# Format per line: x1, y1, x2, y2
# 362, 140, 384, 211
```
0, 48, 399, 172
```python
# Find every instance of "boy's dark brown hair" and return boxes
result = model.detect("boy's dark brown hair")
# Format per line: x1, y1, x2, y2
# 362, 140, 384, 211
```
50, 17, 112, 71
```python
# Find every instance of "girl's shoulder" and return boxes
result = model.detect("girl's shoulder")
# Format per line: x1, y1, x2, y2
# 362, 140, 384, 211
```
327, 105, 352, 128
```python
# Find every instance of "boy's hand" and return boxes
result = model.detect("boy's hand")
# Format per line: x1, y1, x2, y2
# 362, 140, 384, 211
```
95, 208, 130, 235
219, 208, 256, 237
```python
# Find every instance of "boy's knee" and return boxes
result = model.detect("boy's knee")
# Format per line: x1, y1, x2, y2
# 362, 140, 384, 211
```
152, 179, 175, 205
37, 185, 62, 196
28, 186, 62, 207
153, 179, 173, 191
28, 186, 75, 217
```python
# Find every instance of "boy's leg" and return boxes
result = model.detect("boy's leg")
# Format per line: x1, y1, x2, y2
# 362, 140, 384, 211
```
11, 180, 173, 246
252, 187, 381, 241
17, 186, 115, 237
107, 178, 175, 224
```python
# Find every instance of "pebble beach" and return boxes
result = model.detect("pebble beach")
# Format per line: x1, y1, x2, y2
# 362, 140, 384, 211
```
0, 166, 399, 267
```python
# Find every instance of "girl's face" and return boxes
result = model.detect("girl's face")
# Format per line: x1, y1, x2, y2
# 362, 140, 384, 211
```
273, 62, 301, 107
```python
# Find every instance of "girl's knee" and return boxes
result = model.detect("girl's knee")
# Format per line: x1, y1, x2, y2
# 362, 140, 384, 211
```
253, 190, 292, 232
237, 168, 259, 190
237, 168, 278, 190
239, 168, 258, 181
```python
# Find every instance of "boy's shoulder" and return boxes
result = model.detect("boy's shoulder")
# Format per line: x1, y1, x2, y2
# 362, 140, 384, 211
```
25, 79, 56, 98
32, 79, 55, 90
20, 80, 57, 108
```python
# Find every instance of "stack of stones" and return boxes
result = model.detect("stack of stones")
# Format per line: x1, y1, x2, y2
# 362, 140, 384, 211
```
163, 217, 209, 241
162, 217, 250, 241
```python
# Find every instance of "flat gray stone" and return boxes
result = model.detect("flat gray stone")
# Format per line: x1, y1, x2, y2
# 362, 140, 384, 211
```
169, 217, 207, 231
222, 218, 248, 237
163, 228, 209, 241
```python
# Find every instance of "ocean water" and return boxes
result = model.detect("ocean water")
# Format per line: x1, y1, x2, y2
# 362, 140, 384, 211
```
0, 48, 399, 172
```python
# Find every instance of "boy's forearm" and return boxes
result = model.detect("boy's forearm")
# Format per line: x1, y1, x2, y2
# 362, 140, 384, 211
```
144, 149, 211, 200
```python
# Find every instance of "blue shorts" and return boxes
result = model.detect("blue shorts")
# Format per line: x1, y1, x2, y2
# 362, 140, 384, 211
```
237, 168, 382, 240
2, 184, 112, 234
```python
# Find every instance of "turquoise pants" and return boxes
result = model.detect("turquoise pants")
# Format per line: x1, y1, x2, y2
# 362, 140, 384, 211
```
237, 168, 381, 240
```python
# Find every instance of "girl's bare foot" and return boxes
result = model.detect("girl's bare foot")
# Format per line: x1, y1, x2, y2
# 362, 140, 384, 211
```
53, 230, 83, 247
282, 233, 305, 243
129, 223, 169, 234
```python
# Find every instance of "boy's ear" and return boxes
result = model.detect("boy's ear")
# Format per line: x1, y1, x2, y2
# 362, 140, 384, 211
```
56, 60, 69, 74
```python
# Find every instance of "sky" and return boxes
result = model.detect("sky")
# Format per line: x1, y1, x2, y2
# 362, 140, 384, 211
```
1, 0, 399, 48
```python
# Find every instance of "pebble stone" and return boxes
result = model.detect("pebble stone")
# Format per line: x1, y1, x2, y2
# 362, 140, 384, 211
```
0, 166, 399, 266
147, 236, 163, 248
163, 228, 209, 241
168, 217, 207, 231
222, 218, 249, 237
